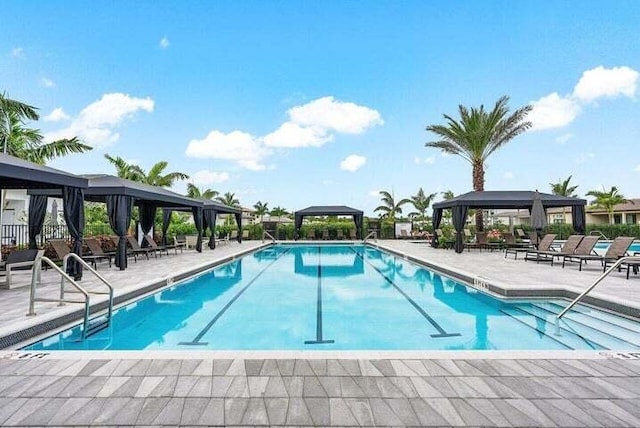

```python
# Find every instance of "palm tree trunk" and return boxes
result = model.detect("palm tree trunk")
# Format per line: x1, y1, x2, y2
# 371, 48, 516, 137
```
473, 162, 485, 231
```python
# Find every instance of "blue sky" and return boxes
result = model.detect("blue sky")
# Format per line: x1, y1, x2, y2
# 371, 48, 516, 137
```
2, 1, 639, 215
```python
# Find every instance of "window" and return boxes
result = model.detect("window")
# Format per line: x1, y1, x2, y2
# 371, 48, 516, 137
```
626, 214, 637, 224
553, 214, 565, 224
614, 214, 622, 224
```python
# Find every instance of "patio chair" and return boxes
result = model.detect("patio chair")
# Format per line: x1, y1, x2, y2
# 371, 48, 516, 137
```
349, 229, 357, 240
173, 235, 186, 253
84, 238, 114, 268
109, 236, 140, 262
229, 230, 238, 242
126, 236, 156, 259
465, 232, 489, 251
562, 236, 634, 272
515, 228, 527, 240
145, 234, 178, 256
49, 239, 110, 267
242, 229, 250, 240
0, 249, 43, 289
505, 234, 557, 260
502, 232, 533, 258
322, 229, 329, 240
524, 234, 583, 264
337, 229, 345, 240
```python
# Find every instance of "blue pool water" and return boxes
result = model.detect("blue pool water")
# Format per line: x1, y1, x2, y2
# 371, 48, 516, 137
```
25, 244, 640, 351
594, 242, 640, 254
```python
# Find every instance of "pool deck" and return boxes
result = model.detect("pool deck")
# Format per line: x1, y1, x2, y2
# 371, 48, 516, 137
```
1, 239, 640, 426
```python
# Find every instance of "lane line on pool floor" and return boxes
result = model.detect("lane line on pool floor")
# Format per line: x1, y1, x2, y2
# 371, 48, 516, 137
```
178, 247, 292, 346
304, 246, 335, 345
351, 248, 461, 338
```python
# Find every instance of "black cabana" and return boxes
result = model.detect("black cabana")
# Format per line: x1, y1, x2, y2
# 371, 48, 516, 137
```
431, 191, 587, 253
1, 153, 88, 278
294, 205, 364, 240
30, 174, 205, 270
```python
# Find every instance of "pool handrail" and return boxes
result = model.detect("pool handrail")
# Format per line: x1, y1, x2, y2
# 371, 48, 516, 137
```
262, 230, 276, 243
363, 231, 377, 242
589, 230, 610, 240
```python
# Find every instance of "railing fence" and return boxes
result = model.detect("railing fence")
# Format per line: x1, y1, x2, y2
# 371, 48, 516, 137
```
1, 224, 114, 248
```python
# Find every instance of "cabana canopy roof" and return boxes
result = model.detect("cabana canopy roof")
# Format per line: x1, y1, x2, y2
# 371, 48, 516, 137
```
294, 205, 364, 216
432, 190, 586, 210
0, 153, 88, 189
203, 199, 241, 214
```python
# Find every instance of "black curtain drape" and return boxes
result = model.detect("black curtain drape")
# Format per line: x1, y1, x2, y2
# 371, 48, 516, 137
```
204, 209, 217, 249
353, 214, 363, 239
62, 186, 85, 279
431, 208, 443, 247
28, 194, 48, 249
162, 209, 172, 245
192, 206, 203, 252
572, 205, 586, 234
452, 205, 468, 253
107, 195, 133, 270
234, 212, 242, 242
139, 202, 157, 247
294, 214, 303, 240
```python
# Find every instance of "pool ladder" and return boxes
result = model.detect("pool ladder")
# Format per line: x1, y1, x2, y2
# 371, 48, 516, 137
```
28, 253, 114, 340
557, 255, 640, 321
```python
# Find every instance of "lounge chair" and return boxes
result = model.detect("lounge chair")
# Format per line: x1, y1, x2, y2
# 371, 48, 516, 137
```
145, 234, 178, 256
516, 228, 527, 240
502, 232, 533, 258
109, 236, 140, 262
84, 238, 114, 268
337, 229, 344, 240
505, 234, 556, 259
126, 236, 156, 259
524, 234, 583, 264
465, 232, 489, 251
321, 229, 329, 240
173, 235, 186, 253
349, 229, 357, 240
49, 239, 110, 267
0, 249, 43, 288
562, 236, 634, 272
242, 230, 249, 240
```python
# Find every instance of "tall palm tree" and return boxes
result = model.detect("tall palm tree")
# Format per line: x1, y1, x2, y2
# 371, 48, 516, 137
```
0, 92, 39, 154
408, 188, 437, 221
216, 192, 241, 207
550, 175, 579, 224
104, 154, 189, 188
253, 201, 269, 223
586, 186, 631, 224
270, 206, 289, 221
374, 190, 411, 221
441, 190, 455, 201
104, 154, 145, 181
186, 183, 219, 200
426, 96, 532, 231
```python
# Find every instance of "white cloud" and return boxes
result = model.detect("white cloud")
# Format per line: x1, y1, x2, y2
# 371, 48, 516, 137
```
288, 96, 383, 134
191, 170, 230, 185
414, 156, 435, 165
503, 171, 514, 179
572, 66, 638, 102
159, 36, 170, 49
368, 189, 381, 197
185, 130, 271, 171
529, 93, 581, 131
634, 165, 640, 172
576, 151, 595, 164
40, 77, 55, 88
11, 47, 24, 58
340, 154, 367, 172
555, 133, 574, 144
44, 108, 70, 122
262, 122, 331, 148
44, 93, 154, 147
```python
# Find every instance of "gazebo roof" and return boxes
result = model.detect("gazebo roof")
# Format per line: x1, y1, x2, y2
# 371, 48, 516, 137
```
295, 205, 364, 216
0, 153, 88, 189
203, 199, 242, 214
432, 191, 586, 210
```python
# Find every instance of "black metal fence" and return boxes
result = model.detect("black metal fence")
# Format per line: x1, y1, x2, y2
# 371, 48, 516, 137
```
1, 224, 114, 248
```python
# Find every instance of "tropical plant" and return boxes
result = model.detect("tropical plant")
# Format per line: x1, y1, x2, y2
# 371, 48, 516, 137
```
270, 206, 289, 220
441, 190, 455, 201
1, 92, 39, 153
216, 192, 241, 207
408, 188, 437, 221
586, 186, 631, 224
186, 183, 219, 200
104, 154, 189, 187
550, 175, 579, 223
104, 154, 145, 180
426, 96, 532, 230
374, 190, 411, 221
253, 201, 269, 223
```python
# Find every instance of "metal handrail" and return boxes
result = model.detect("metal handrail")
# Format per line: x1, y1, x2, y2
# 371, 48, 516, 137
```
29, 257, 91, 337
62, 253, 115, 323
262, 231, 276, 243
363, 231, 377, 242
589, 230, 610, 240
557, 255, 640, 320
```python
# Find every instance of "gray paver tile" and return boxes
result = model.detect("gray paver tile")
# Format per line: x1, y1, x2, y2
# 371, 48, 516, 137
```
435, 359, 466, 376
212, 359, 233, 375
354, 376, 382, 397
94, 397, 145, 425
248, 376, 269, 397
302, 376, 327, 397
369, 397, 404, 426
344, 398, 374, 426
111, 376, 143, 397
518, 360, 557, 377
496, 376, 561, 399
57, 359, 91, 376
7, 396, 61, 426
211, 376, 234, 397
33, 376, 73, 397
445, 376, 488, 398
339, 376, 366, 398
614, 399, 640, 420
135, 397, 170, 425
450, 398, 494, 426
188, 376, 212, 397
465, 398, 511, 427
0, 398, 28, 425
180, 397, 210, 425
493, 398, 555, 427
276, 359, 295, 376
241, 397, 269, 425
326, 359, 349, 376
225, 359, 246, 376
191, 359, 213, 376
196, 397, 225, 426
179, 359, 201, 376
265, 397, 289, 425
0, 376, 25, 395
60, 397, 108, 425
370, 359, 395, 376
479, 376, 523, 398
244, 359, 264, 376
47, 397, 93, 425
424, 397, 466, 426
318, 376, 341, 397
285, 397, 313, 425
293, 359, 314, 376
152, 396, 185, 425
264, 376, 288, 397
304, 397, 330, 426
259, 359, 280, 376
226, 376, 250, 397
224, 397, 249, 425
359, 359, 384, 376
95, 376, 129, 397
174, 376, 199, 397
122, 359, 151, 376
339, 360, 362, 376
90, 359, 120, 376
308, 359, 328, 376
456, 376, 500, 398
462, 359, 501, 377
329, 397, 358, 426
587, 377, 639, 399
384, 397, 420, 426
421, 359, 451, 376
134, 376, 164, 398
387, 376, 418, 398
410, 376, 444, 398
59, 375, 107, 398
540, 398, 603, 427
586, 399, 640, 426
110, 360, 139, 376
283, 376, 304, 397
375, 376, 405, 398
402, 359, 430, 376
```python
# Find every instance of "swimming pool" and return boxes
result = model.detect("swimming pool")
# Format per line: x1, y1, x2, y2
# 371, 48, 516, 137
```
24, 244, 640, 351
594, 241, 640, 254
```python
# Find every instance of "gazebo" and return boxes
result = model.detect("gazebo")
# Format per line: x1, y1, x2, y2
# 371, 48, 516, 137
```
431, 190, 587, 253
294, 205, 364, 240
1, 153, 88, 278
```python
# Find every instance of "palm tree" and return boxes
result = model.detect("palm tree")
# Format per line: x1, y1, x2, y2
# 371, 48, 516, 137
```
143, 161, 189, 187
426, 96, 532, 231
0, 92, 38, 154
408, 188, 437, 221
550, 175, 579, 224
269, 206, 289, 221
374, 190, 411, 221
216, 192, 241, 207
104, 154, 145, 181
586, 186, 631, 224
441, 190, 455, 201
253, 201, 269, 223
186, 183, 219, 200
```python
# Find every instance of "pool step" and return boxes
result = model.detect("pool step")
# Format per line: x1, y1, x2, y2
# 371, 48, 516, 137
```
534, 300, 640, 332
499, 307, 601, 350
84, 316, 110, 338
503, 304, 640, 350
